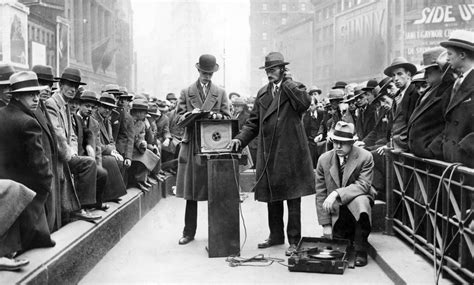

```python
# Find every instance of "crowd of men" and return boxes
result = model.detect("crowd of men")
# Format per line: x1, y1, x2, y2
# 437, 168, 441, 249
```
0, 64, 183, 270
0, 29, 472, 272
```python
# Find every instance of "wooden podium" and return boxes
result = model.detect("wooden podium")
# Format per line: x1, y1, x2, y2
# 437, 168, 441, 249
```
207, 157, 240, 258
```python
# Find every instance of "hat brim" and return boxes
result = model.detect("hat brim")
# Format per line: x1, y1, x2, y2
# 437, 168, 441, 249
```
196, 63, 219, 73
259, 62, 289, 70
80, 98, 99, 104
55, 77, 87, 85
440, 41, 474, 52
100, 101, 117, 108
330, 134, 356, 142
384, 63, 418, 77
8, 85, 48, 94
148, 112, 160, 117
0, 80, 10, 85
309, 90, 322, 95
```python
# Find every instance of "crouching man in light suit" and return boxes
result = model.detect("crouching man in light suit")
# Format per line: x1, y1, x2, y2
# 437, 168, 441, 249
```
315, 121, 375, 267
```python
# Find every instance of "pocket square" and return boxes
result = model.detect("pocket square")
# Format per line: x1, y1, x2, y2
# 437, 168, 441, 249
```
462, 98, 471, 104
113, 120, 119, 125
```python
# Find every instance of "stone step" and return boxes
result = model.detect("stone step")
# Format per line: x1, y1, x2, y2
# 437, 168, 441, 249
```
0, 183, 162, 284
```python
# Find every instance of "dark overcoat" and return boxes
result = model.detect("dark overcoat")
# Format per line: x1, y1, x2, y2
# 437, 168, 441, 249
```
132, 119, 159, 171
315, 146, 375, 226
442, 70, 474, 167
408, 74, 453, 159
176, 81, 231, 201
363, 107, 392, 149
391, 83, 419, 151
155, 114, 172, 142
235, 79, 315, 202
355, 103, 376, 141
112, 108, 134, 160
34, 100, 61, 232
0, 99, 55, 250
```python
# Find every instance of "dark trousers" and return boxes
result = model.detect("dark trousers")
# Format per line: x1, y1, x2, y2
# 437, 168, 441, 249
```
68, 155, 97, 206
183, 200, 197, 237
95, 166, 108, 206
333, 205, 371, 251
267, 198, 301, 245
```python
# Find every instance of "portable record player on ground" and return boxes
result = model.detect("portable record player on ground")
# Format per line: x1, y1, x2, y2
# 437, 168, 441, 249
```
288, 237, 353, 274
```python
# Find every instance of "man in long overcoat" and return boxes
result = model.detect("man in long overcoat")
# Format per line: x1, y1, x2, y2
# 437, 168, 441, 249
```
0, 71, 55, 252
439, 30, 474, 167
230, 52, 315, 255
176, 54, 231, 245
316, 121, 375, 267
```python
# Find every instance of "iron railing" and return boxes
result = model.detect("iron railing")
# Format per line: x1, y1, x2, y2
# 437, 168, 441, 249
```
385, 151, 473, 284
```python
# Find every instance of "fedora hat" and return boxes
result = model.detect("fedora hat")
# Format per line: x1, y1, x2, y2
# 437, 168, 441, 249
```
309, 86, 322, 95
148, 104, 161, 117
440, 29, 474, 52
103, 83, 122, 94
118, 86, 133, 99
332, 81, 347, 89
55, 67, 86, 85
99, 92, 117, 108
259, 52, 289, 70
421, 47, 445, 70
412, 71, 426, 83
166, 92, 177, 101
362, 79, 378, 91
196, 54, 219, 73
0, 63, 15, 85
384, 57, 417, 77
331, 121, 356, 142
373, 77, 393, 102
328, 89, 345, 101
232, 97, 246, 106
132, 98, 148, 111
80, 90, 99, 104
31, 65, 58, 83
72, 86, 85, 101
8, 71, 48, 94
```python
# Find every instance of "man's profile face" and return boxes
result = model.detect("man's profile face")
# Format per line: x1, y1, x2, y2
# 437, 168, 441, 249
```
425, 66, 442, 85
60, 80, 78, 100
17, 91, 40, 111
98, 105, 113, 119
198, 70, 213, 85
379, 95, 393, 110
265, 66, 283, 84
79, 102, 96, 117
355, 93, 369, 108
391, 67, 411, 89
333, 140, 353, 157
69, 100, 80, 113
309, 98, 317, 111
0, 85, 12, 103
446, 47, 463, 71
39, 86, 52, 101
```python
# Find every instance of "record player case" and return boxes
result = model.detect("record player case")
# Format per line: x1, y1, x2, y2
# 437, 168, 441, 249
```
194, 119, 239, 154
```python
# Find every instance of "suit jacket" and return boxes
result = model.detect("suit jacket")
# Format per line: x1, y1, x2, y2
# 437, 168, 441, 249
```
234, 109, 251, 130
235, 78, 315, 202
315, 146, 374, 226
356, 103, 376, 141
302, 109, 325, 144
93, 110, 116, 155
363, 106, 392, 149
391, 83, 419, 151
132, 119, 159, 170
72, 113, 102, 166
175, 80, 231, 201
155, 114, 172, 142
442, 70, 474, 167
408, 75, 453, 159
111, 108, 134, 159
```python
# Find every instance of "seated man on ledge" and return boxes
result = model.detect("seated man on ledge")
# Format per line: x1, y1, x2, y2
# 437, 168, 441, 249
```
315, 121, 375, 267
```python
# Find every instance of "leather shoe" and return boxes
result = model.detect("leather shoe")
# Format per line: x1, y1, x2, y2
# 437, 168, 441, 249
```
143, 180, 153, 188
147, 177, 158, 185
355, 251, 368, 267
257, 238, 284, 249
137, 182, 150, 192
178, 236, 194, 245
285, 244, 297, 256
72, 209, 102, 221
0, 257, 29, 271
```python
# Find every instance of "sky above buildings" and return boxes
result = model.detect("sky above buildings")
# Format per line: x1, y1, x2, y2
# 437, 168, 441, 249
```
132, 0, 251, 99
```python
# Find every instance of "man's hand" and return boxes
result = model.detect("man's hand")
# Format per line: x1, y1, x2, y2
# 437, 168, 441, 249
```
191, 108, 201, 114
314, 134, 323, 143
228, 139, 242, 152
323, 225, 333, 239
376, 145, 389, 155
354, 141, 365, 147
111, 150, 124, 161
85, 145, 95, 158
163, 138, 171, 147
209, 112, 223, 119
323, 191, 339, 213
123, 159, 132, 168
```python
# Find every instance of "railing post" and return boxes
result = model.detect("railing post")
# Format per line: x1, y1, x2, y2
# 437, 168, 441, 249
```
384, 149, 394, 235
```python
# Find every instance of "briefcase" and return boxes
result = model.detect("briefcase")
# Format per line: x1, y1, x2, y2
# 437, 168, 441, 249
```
288, 237, 352, 274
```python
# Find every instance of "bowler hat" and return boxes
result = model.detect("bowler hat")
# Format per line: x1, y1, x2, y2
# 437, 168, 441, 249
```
80, 90, 99, 104
421, 47, 445, 70
362, 79, 378, 91
99, 92, 117, 108
259, 52, 289, 70
55, 67, 86, 85
328, 89, 345, 101
132, 99, 148, 111
309, 86, 322, 95
31, 65, 58, 83
384, 57, 417, 77
8, 71, 48, 94
332, 81, 347, 89
330, 121, 356, 142
440, 30, 474, 52
0, 63, 15, 85
166, 92, 177, 101
196, 54, 219, 73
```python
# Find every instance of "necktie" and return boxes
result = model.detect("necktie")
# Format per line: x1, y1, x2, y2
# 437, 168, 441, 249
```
274, 86, 279, 98
450, 74, 463, 103
65, 104, 72, 143
340, 156, 346, 173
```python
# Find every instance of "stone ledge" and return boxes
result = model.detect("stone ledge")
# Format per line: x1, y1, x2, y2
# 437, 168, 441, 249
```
0, 183, 162, 284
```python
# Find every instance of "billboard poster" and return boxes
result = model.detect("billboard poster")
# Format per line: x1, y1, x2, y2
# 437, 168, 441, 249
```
334, 0, 388, 81
404, 1, 474, 64
56, 17, 69, 76
10, 12, 27, 65
31, 41, 46, 66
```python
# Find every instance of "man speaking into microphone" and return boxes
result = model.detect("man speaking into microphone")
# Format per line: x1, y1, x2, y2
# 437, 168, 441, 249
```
229, 52, 315, 256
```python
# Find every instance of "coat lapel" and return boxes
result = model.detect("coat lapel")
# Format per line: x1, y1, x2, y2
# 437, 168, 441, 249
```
446, 71, 474, 114
263, 84, 289, 121
409, 85, 442, 125
329, 151, 340, 188
258, 84, 273, 112
188, 81, 203, 109
342, 147, 359, 187
201, 83, 219, 111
